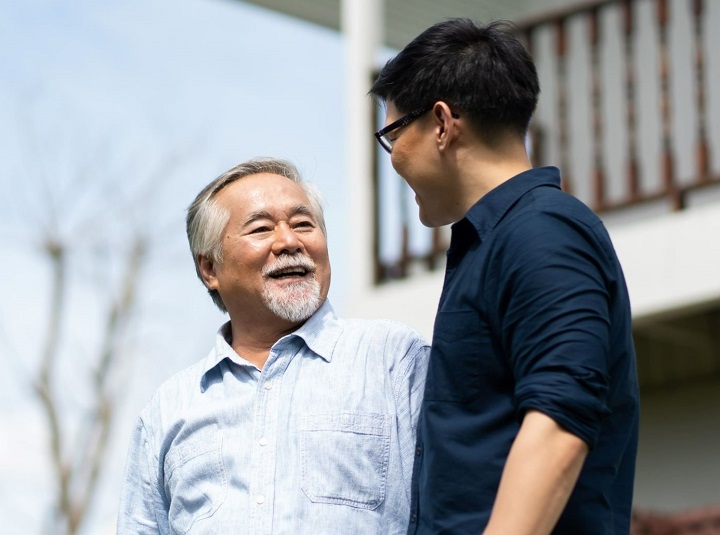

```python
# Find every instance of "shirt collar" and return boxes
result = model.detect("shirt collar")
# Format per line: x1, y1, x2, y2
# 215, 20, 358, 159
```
462, 166, 562, 242
282, 299, 342, 362
200, 299, 342, 378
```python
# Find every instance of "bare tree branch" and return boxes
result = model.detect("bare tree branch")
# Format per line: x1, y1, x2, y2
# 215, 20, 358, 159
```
71, 235, 147, 533
32, 220, 152, 535
8, 90, 194, 535
33, 237, 72, 534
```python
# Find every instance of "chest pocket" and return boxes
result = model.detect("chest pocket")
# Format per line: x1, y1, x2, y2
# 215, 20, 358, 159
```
299, 411, 391, 510
424, 309, 487, 403
164, 432, 227, 534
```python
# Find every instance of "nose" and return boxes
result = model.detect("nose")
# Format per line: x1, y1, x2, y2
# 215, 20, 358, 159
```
271, 222, 303, 255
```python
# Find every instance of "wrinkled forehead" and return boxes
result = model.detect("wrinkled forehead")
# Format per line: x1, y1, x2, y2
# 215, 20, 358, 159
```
216, 173, 314, 218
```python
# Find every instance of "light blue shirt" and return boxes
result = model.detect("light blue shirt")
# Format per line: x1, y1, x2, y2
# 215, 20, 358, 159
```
117, 301, 429, 535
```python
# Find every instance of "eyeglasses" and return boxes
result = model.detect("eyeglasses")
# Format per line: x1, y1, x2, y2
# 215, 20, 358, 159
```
374, 106, 431, 154
374, 106, 459, 154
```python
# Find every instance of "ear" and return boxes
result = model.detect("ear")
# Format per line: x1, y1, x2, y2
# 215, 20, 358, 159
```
197, 255, 220, 290
431, 101, 459, 151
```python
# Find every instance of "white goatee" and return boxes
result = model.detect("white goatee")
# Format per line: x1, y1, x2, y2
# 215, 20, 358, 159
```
262, 255, 322, 323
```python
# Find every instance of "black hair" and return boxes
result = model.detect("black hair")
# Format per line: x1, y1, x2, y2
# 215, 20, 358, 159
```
370, 19, 539, 143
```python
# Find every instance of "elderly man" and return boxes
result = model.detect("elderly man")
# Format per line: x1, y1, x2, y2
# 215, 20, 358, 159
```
117, 158, 429, 534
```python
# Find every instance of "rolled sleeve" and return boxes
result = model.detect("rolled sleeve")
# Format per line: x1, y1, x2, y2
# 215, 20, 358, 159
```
515, 371, 610, 447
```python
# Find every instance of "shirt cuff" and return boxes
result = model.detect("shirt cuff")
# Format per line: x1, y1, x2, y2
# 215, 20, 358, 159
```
515, 370, 610, 448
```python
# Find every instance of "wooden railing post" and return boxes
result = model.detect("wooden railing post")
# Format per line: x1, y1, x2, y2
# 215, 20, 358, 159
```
589, 6, 606, 210
692, 0, 710, 183
426, 227, 443, 271
371, 83, 383, 284
399, 220, 409, 278
555, 17, 573, 195
656, 0, 682, 210
622, 0, 641, 202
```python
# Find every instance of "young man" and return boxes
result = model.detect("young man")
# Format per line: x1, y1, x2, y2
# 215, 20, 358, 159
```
371, 19, 639, 535
117, 158, 429, 534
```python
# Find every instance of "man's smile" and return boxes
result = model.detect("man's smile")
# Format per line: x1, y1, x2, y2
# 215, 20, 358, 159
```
267, 265, 311, 280
263, 255, 317, 284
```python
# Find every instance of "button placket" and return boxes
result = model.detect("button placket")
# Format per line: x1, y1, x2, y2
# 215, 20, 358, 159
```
249, 363, 279, 532
252, 340, 302, 534
252, 345, 293, 535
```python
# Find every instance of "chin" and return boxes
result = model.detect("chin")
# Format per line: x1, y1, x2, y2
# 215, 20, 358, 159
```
418, 210, 445, 228
263, 279, 322, 323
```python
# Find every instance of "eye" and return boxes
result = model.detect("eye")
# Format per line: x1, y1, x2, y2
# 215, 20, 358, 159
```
249, 225, 272, 234
293, 220, 315, 231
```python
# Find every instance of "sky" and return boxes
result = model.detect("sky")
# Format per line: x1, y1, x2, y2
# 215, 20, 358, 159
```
0, 0, 352, 532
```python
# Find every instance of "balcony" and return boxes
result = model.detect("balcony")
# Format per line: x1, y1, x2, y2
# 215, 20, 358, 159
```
373, 0, 720, 284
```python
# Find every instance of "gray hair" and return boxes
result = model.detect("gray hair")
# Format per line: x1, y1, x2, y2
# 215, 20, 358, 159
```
186, 157, 326, 312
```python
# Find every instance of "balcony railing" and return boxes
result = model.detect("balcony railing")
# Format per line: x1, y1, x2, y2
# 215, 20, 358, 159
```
373, 0, 720, 284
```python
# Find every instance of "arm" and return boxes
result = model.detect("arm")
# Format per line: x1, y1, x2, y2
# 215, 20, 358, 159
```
390, 332, 431, 495
117, 417, 169, 535
483, 410, 589, 535
487, 213, 613, 532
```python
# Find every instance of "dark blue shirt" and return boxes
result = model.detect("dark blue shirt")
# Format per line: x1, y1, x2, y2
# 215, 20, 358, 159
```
410, 167, 639, 534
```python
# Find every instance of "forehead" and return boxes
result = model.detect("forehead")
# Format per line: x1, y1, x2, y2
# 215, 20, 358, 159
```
215, 173, 311, 215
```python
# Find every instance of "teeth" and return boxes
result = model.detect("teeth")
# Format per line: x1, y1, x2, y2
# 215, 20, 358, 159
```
271, 266, 308, 277
263, 256, 316, 278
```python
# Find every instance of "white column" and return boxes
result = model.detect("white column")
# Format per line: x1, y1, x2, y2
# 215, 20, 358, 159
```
341, 0, 383, 301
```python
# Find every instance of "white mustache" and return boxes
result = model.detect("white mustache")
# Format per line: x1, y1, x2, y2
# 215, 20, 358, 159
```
262, 254, 316, 277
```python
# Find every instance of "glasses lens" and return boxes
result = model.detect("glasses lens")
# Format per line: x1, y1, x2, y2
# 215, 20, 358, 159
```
381, 135, 393, 153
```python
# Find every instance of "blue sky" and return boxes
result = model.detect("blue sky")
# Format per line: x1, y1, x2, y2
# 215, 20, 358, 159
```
0, 0, 351, 532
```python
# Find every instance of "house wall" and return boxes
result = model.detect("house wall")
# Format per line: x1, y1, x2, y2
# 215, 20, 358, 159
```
605, 192, 720, 322
634, 378, 720, 511
346, 268, 442, 339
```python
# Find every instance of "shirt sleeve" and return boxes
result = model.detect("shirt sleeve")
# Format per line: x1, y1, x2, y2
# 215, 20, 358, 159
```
491, 211, 614, 448
389, 331, 430, 497
117, 416, 170, 535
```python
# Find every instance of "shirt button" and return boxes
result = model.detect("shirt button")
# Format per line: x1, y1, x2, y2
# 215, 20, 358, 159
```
264, 382, 273, 390
259, 437, 268, 446
415, 446, 422, 456
410, 513, 417, 523
256, 495, 265, 504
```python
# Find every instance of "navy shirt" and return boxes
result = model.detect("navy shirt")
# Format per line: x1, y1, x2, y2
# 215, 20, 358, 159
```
410, 167, 639, 534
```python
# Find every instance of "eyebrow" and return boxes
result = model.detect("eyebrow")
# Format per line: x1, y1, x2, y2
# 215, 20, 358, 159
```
242, 205, 316, 227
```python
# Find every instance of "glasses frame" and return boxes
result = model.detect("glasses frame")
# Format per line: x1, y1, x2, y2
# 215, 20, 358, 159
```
374, 106, 459, 154
374, 106, 432, 154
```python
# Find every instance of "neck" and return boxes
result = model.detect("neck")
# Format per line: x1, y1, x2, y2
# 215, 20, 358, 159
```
454, 138, 532, 215
226, 312, 304, 369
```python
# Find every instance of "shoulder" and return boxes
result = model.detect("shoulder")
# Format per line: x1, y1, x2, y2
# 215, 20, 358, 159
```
340, 317, 429, 349
477, 189, 623, 299
493, 188, 612, 260
137, 354, 210, 425
336, 319, 430, 392
332, 317, 430, 374
514, 186, 600, 228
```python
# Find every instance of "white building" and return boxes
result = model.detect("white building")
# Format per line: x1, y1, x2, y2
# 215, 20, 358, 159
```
241, 0, 720, 530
